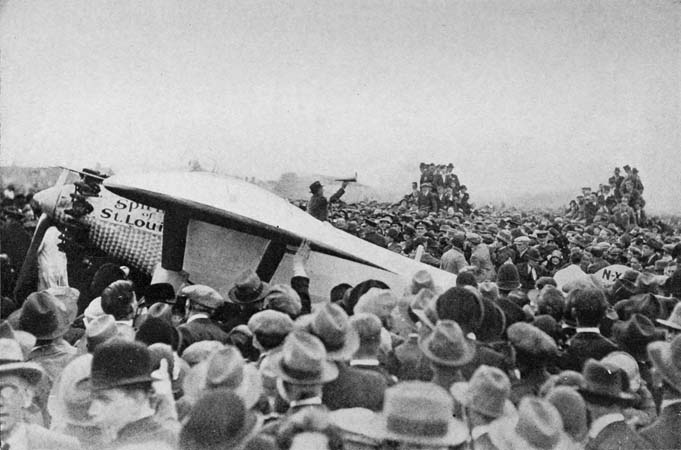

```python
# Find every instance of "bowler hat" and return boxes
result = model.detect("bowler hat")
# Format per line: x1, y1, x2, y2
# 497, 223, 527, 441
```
435, 287, 484, 335
228, 269, 270, 304
578, 359, 637, 405
19, 290, 77, 340
497, 263, 521, 291
301, 303, 360, 361
450, 365, 512, 418
418, 320, 476, 367
0, 338, 45, 385
647, 334, 681, 392
272, 330, 338, 385
180, 284, 225, 309
90, 339, 155, 390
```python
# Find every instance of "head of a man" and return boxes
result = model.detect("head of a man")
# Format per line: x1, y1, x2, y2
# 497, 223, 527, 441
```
88, 382, 154, 434
0, 374, 33, 439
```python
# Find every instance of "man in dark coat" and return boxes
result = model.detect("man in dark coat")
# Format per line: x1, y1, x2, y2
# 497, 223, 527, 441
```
516, 248, 547, 291
362, 219, 387, 248
176, 284, 231, 354
559, 289, 619, 372
416, 182, 438, 214
307, 180, 349, 222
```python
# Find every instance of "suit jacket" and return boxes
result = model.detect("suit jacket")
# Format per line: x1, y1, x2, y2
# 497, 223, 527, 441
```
559, 331, 619, 372
640, 401, 681, 450
515, 262, 546, 290
323, 362, 388, 411
586, 419, 648, 450
178, 317, 231, 354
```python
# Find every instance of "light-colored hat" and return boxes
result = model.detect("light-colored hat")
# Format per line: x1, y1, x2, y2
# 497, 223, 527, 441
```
602, 351, 642, 392
298, 303, 360, 361
179, 284, 225, 309
181, 340, 224, 367
263, 284, 302, 317
184, 346, 263, 409
657, 302, 681, 331
647, 334, 681, 392
0, 338, 45, 385
354, 288, 397, 321
545, 386, 588, 444
418, 320, 476, 367
489, 396, 567, 450
248, 310, 294, 337
408, 270, 436, 295
49, 354, 94, 426
332, 382, 468, 447
450, 365, 514, 418
271, 330, 339, 385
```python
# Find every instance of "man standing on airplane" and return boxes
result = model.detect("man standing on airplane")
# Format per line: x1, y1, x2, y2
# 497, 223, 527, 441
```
308, 180, 349, 222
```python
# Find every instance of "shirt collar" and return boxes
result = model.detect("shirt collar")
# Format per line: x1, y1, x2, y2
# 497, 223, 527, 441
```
289, 397, 323, 409
187, 313, 210, 323
350, 359, 380, 367
588, 413, 624, 439
576, 327, 601, 334
660, 398, 681, 410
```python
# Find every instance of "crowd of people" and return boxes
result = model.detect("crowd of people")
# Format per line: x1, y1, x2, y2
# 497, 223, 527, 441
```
1, 163, 681, 450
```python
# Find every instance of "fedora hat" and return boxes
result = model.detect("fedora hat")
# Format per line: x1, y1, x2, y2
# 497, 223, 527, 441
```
507, 322, 558, 360
354, 288, 397, 321
19, 290, 77, 340
180, 284, 225, 309
0, 338, 45, 385
90, 339, 155, 390
337, 382, 468, 447
647, 334, 681, 392
418, 320, 476, 367
85, 314, 119, 352
489, 397, 567, 450
272, 330, 338, 385
181, 340, 224, 367
450, 365, 513, 419
612, 314, 665, 350
300, 303, 360, 361
228, 270, 269, 304
578, 359, 637, 405
51, 354, 95, 426
408, 270, 437, 295
188, 345, 263, 409
435, 286, 485, 336
657, 302, 681, 331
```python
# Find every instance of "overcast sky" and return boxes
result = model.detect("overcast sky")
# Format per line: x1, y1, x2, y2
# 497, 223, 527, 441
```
1, 0, 679, 211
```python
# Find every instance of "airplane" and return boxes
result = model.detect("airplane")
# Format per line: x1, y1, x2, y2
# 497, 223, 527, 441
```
27, 168, 457, 303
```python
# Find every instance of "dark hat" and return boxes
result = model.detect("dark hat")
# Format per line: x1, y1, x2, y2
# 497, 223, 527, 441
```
136, 316, 178, 349
142, 283, 175, 304
536, 276, 557, 290
435, 287, 484, 335
19, 290, 77, 340
180, 389, 261, 450
612, 313, 665, 350
497, 263, 521, 291
90, 339, 155, 390
578, 359, 637, 405
228, 269, 269, 304
418, 320, 476, 367
477, 297, 506, 342
364, 218, 378, 228
309, 180, 323, 193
